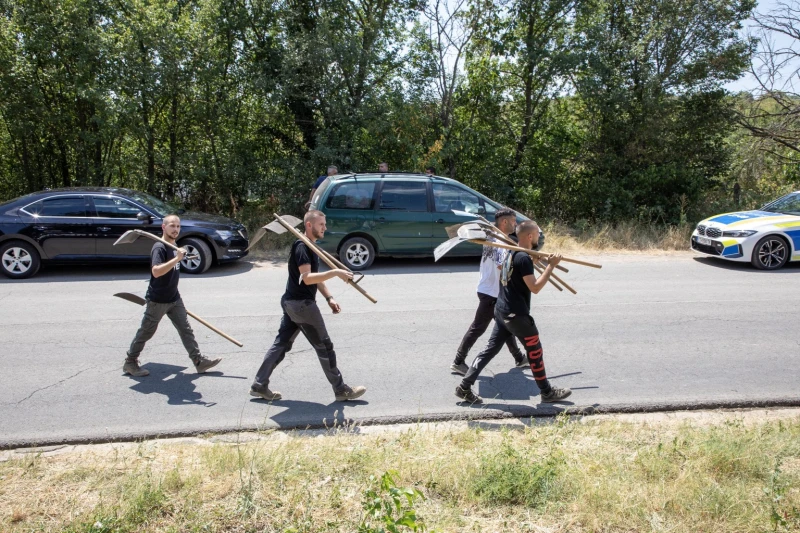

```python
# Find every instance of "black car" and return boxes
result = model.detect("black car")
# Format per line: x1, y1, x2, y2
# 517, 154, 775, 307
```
0, 187, 249, 279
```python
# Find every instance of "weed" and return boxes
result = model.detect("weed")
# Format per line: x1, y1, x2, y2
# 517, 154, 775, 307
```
359, 470, 429, 532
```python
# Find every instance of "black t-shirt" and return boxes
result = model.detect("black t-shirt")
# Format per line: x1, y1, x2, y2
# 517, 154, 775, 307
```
146, 243, 180, 303
284, 240, 319, 301
496, 250, 535, 315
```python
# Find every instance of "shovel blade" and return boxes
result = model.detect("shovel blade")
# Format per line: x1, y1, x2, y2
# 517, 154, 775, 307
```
445, 223, 462, 239
456, 225, 487, 240
114, 292, 147, 306
113, 230, 142, 246
434, 236, 468, 261
279, 214, 303, 228
245, 227, 267, 251
264, 220, 288, 235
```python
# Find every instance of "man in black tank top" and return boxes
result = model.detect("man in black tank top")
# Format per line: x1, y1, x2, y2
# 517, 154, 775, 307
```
123, 215, 221, 377
251, 210, 367, 402
454, 220, 572, 404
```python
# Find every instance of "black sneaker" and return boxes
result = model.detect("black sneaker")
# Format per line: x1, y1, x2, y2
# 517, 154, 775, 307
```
455, 385, 482, 404
335, 385, 366, 401
250, 387, 282, 401
450, 362, 469, 375
194, 356, 221, 373
540, 387, 572, 403
514, 357, 528, 368
123, 359, 149, 377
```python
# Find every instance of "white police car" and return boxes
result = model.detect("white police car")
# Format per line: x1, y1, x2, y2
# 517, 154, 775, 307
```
691, 191, 800, 270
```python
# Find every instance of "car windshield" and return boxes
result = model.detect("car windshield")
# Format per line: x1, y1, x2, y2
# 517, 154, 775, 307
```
125, 191, 181, 217
761, 193, 800, 215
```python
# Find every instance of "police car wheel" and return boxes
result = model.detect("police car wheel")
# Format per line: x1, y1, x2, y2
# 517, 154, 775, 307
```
751, 235, 789, 270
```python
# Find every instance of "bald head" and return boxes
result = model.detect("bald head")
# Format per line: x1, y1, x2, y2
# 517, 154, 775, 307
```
304, 210, 325, 224
516, 220, 540, 249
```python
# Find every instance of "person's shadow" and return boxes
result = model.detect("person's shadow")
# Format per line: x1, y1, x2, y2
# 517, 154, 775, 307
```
462, 369, 598, 414
250, 397, 369, 430
127, 362, 246, 406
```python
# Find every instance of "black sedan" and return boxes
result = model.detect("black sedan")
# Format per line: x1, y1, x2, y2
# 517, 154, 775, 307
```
0, 187, 249, 279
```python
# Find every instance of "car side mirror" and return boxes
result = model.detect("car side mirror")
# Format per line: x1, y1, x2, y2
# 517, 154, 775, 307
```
137, 212, 152, 223
477, 206, 486, 214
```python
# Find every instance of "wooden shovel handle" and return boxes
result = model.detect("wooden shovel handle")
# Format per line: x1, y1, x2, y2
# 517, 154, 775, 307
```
470, 239, 602, 269
479, 227, 569, 273
185, 310, 243, 347
273, 214, 378, 304
534, 261, 577, 295
139, 231, 199, 260
532, 261, 564, 292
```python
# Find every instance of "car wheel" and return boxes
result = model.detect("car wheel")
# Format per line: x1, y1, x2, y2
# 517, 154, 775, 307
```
0, 240, 41, 279
751, 235, 789, 270
179, 237, 213, 274
339, 237, 375, 271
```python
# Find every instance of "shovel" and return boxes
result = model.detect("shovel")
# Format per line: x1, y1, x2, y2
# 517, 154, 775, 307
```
114, 292, 243, 347
270, 214, 377, 304
114, 230, 199, 260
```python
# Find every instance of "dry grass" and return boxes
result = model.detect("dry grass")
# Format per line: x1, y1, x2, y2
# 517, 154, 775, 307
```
541, 221, 694, 254
1, 412, 799, 532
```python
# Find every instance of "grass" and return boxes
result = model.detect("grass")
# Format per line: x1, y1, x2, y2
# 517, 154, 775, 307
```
541, 221, 694, 254
2, 411, 799, 532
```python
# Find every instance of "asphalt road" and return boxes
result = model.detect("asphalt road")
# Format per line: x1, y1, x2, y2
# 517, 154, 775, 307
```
1, 252, 799, 448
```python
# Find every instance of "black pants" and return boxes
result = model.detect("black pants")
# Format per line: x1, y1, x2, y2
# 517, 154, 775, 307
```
253, 298, 345, 393
461, 309, 552, 394
455, 292, 523, 364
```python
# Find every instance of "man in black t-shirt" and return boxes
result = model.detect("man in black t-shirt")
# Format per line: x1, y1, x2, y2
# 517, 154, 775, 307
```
455, 220, 572, 404
251, 210, 367, 402
123, 215, 221, 377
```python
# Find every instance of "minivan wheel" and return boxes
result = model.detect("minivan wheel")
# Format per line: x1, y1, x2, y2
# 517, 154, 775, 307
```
0, 240, 41, 279
179, 237, 213, 274
339, 237, 375, 270
751, 235, 789, 270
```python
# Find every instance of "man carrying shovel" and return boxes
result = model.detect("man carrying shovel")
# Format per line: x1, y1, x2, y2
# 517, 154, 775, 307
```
450, 208, 526, 375
123, 215, 221, 377
250, 210, 367, 402
455, 220, 571, 404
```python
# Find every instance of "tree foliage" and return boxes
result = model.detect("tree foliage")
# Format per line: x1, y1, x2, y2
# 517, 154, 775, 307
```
0, 0, 758, 224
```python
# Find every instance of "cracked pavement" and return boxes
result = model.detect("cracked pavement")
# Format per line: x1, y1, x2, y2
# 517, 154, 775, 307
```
1, 253, 799, 448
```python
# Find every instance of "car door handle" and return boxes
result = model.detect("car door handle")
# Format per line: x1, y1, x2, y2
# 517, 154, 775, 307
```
98, 226, 111, 232
436, 219, 444, 224
377, 217, 385, 222
33, 225, 47, 231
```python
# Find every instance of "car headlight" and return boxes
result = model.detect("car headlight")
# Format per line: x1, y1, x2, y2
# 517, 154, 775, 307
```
722, 230, 758, 238
215, 230, 236, 240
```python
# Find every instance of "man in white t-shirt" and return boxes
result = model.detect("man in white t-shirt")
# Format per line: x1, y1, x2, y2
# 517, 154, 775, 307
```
450, 208, 526, 375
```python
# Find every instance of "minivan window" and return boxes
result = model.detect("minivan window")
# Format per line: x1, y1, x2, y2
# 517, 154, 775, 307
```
432, 183, 482, 214
326, 182, 376, 210
93, 196, 142, 218
24, 197, 87, 217
379, 181, 428, 211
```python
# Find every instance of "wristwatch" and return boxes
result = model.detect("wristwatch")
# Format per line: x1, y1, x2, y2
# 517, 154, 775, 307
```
325, 296, 334, 302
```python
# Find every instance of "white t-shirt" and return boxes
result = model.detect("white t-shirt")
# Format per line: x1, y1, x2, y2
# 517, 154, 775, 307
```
476, 238, 507, 297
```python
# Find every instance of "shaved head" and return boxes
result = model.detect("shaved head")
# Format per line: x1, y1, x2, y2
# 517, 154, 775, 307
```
304, 210, 325, 224
516, 220, 539, 237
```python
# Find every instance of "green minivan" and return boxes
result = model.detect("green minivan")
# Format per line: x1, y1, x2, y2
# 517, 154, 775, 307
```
309, 173, 540, 270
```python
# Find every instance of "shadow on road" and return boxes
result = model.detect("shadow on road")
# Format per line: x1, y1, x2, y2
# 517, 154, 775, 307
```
128, 362, 247, 406
0, 259, 254, 284
249, 397, 370, 430
692, 256, 800, 273
365, 256, 479, 275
